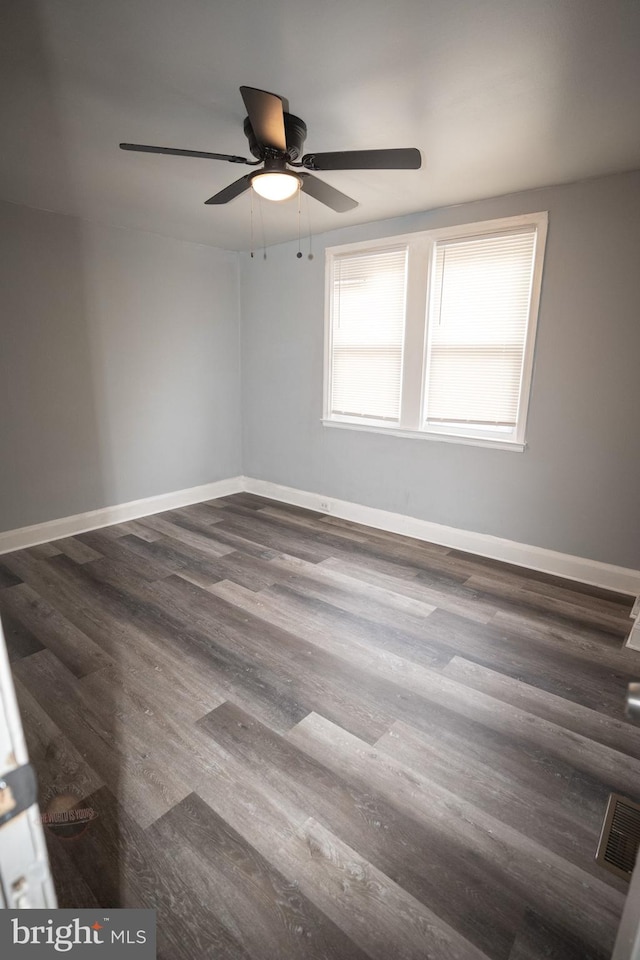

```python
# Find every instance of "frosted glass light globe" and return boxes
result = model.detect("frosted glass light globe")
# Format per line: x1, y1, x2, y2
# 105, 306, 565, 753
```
252, 172, 300, 201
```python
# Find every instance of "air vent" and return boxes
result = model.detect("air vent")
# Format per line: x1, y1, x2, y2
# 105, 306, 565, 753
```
596, 793, 640, 881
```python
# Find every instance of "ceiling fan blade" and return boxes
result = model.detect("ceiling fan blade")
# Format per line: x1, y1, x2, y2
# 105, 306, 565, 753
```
204, 175, 253, 205
120, 143, 253, 164
299, 173, 358, 212
239, 86, 287, 153
302, 148, 421, 171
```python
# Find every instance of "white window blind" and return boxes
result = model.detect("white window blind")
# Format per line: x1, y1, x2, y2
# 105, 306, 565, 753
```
324, 212, 547, 449
425, 229, 537, 429
329, 247, 408, 422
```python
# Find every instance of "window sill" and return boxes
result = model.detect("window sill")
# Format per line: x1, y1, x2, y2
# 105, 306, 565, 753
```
321, 418, 526, 451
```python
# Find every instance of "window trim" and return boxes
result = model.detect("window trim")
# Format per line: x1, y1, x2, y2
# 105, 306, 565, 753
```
323, 212, 548, 451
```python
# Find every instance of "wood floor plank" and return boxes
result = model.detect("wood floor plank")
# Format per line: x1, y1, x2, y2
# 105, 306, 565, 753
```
50, 536, 103, 564
13, 674, 104, 804
102, 518, 165, 541
266, 552, 439, 632
0, 559, 24, 587
6, 552, 280, 729
178, 547, 292, 592
443, 656, 640, 760
508, 909, 609, 960
60, 786, 252, 960
149, 792, 372, 960
491, 606, 634, 660
26, 542, 63, 560
0, 606, 45, 661
1, 547, 48, 583
374, 718, 627, 893
4, 493, 639, 959
59, 559, 311, 734
45, 835, 102, 910
281, 816, 492, 960
316, 520, 513, 590
258, 505, 371, 543
78, 661, 223, 728
287, 712, 625, 957
69, 555, 163, 590
446, 548, 633, 608
174, 501, 228, 525
148, 573, 395, 742
167, 513, 285, 560
319, 513, 452, 556
76, 530, 183, 579
466, 574, 632, 635
12, 649, 190, 828
192, 725, 491, 960
410, 606, 637, 717
516, 576, 633, 622
379, 653, 640, 797
319, 556, 498, 623
214, 512, 338, 564
199, 700, 524, 959
77, 668, 228, 791
257, 504, 489, 592
215, 492, 289, 512
412, 547, 633, 625
392, 684, 609, 836
208, 578, 448, 683
237, 500, 468, 586
119, 533, 226, 585
0, 582, 114, 677
135, 513, 237, 556
213, 579, 640, 797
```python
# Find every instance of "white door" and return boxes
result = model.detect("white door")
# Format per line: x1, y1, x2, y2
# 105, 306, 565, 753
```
610, 680, 640, 959
0, 616, 56, 908
613, 863, 640, 959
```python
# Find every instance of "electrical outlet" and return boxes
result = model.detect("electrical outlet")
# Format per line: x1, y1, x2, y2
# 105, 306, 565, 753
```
319, 499, 331, 512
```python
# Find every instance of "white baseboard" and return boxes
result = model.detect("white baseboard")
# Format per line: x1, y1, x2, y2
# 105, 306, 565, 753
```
2, 472, 638, 597
627, 621, 640, 651
243, 477, 640, 597
0, 477, 244, 555
627, 599, 640, 650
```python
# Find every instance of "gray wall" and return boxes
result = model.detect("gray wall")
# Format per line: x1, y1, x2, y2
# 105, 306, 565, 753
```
0, 200, 241, 531
3, 171, 639, 570
240, 170, 640, 569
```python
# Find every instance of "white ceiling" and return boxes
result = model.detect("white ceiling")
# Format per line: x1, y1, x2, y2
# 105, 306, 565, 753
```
1, 0, 639, 251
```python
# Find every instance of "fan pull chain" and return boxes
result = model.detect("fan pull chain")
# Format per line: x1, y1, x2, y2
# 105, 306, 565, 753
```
296, 188, 303, 258
258, 195, 267, 259
250, 189, 254, 258
306, 193, 314, 260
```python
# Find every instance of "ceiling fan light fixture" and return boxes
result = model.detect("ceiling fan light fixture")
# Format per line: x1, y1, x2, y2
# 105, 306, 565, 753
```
251, 171, 300, 202
121, 85, 420, 212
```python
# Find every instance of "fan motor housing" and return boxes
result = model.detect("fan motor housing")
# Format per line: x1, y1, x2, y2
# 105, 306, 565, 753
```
243, 113, 308, 161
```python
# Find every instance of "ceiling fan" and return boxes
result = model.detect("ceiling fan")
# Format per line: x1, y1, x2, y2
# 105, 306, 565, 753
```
120, 86, 421, 212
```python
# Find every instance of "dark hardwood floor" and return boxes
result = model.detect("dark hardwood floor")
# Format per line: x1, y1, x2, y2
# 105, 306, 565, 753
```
1, 492, 639, 959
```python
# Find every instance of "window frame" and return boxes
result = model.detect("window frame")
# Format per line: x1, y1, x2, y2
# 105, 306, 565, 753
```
323, 212, 548, 451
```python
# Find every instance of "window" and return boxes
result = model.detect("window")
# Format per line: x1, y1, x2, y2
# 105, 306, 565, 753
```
330, 247, 407, 422
324, 212, 548, 450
